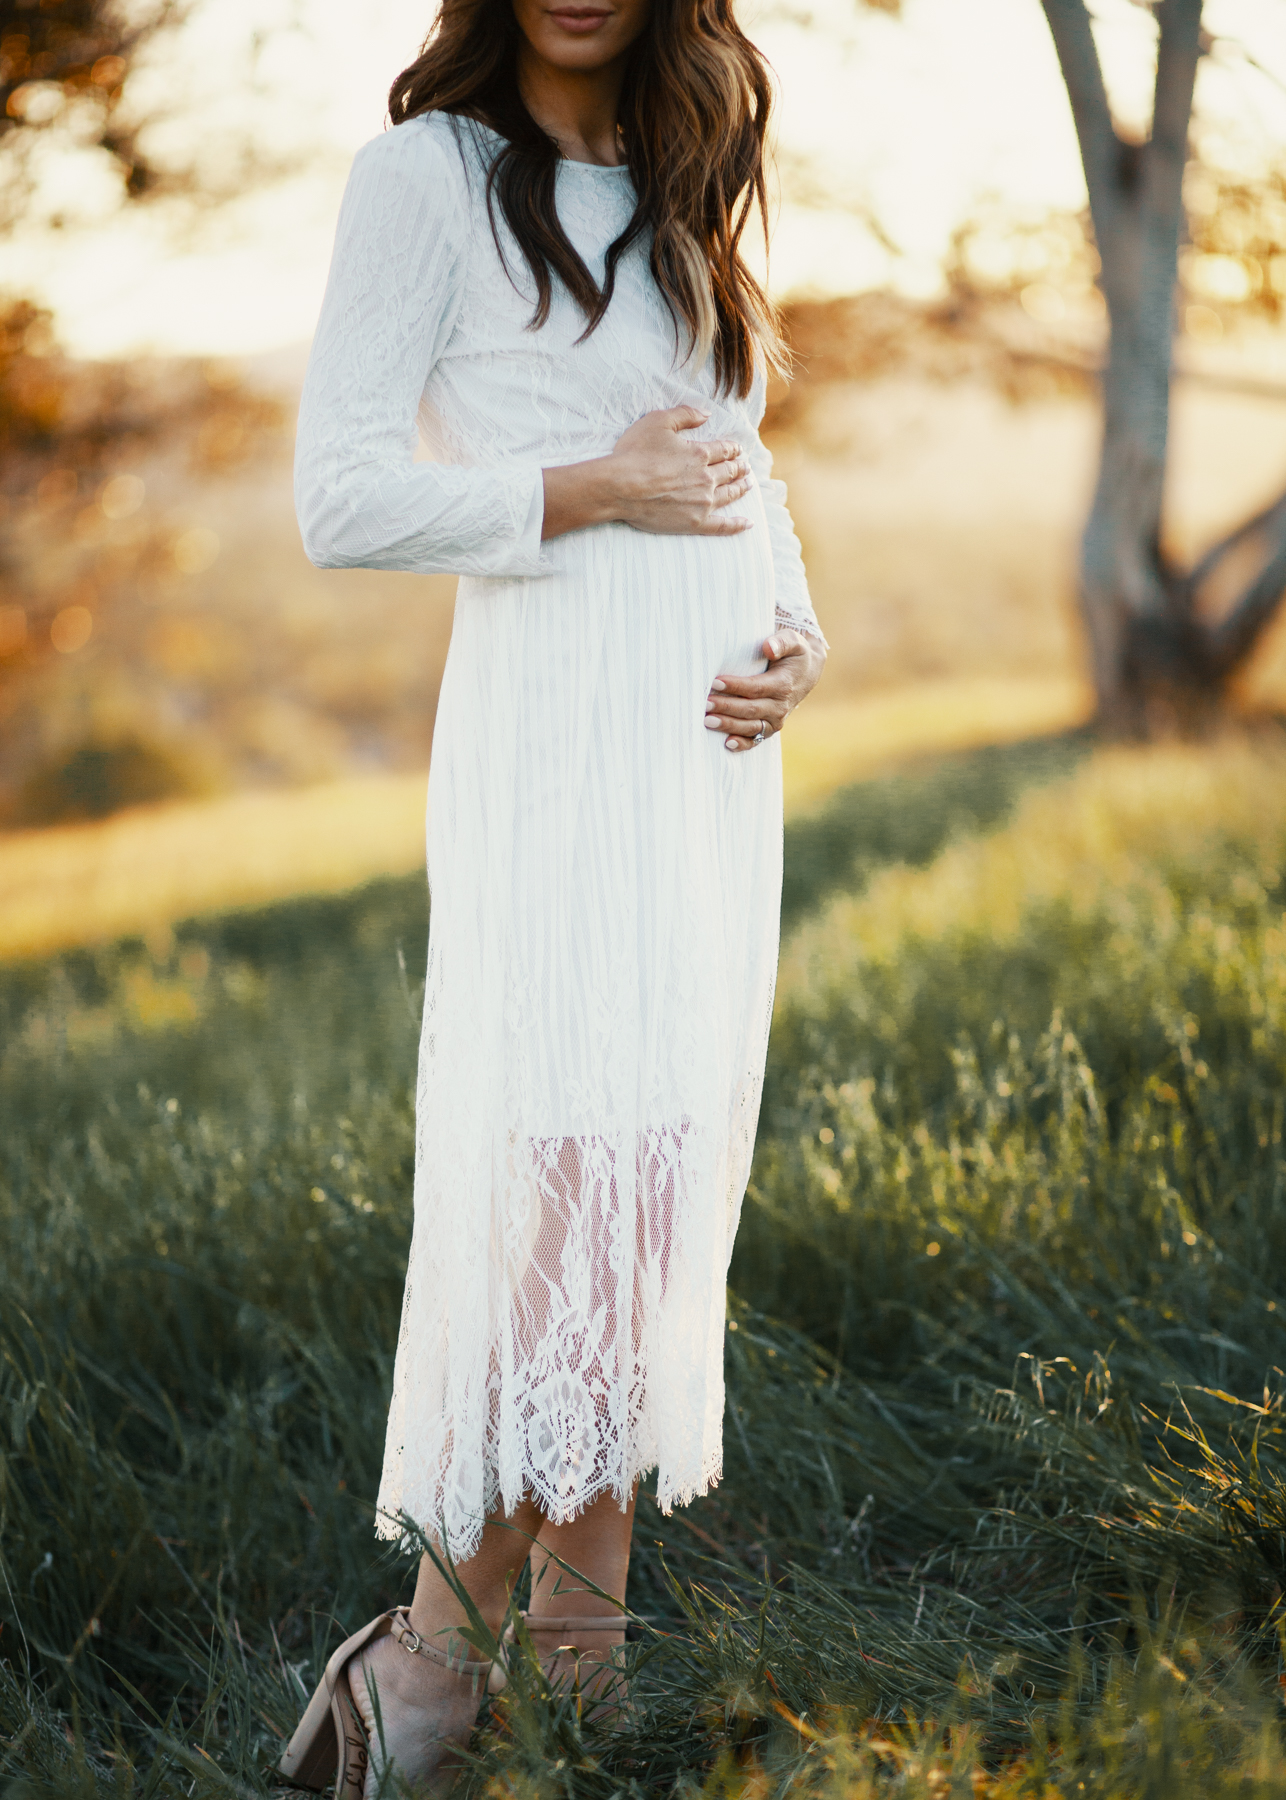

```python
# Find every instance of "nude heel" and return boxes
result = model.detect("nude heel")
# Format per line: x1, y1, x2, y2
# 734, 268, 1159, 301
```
278, 1606, 493, 1796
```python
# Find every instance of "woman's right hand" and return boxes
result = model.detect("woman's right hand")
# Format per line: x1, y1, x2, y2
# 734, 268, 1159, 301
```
607, 408, 753, 535
541, 407, 752, 542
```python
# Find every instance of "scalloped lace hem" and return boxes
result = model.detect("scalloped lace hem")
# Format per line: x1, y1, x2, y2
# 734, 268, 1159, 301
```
374, 1450, 725, 1561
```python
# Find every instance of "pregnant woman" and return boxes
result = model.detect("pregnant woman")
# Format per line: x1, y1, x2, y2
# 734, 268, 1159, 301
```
281, 0, 826, 1790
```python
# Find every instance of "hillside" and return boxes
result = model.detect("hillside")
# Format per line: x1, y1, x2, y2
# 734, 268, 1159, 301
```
4, 736, 1286, 1796
4, 297, 1286, 835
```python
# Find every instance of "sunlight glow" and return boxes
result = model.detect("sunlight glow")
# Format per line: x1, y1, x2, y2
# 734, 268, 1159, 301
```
5, 0, 1286, 359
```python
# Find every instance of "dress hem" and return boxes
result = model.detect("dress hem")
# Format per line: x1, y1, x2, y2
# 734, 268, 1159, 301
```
374, 1451, 725, 1561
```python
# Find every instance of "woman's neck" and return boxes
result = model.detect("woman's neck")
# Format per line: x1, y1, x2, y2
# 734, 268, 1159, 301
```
516, 47, 628, 166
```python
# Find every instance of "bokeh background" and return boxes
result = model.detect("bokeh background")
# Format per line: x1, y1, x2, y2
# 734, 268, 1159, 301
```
6, 0, 1286, 949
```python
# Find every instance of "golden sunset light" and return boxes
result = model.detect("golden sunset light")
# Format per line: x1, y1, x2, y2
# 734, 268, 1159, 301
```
7, 5, 1286, 1790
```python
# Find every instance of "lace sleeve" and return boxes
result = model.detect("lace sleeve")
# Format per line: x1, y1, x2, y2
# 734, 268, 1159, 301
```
743, 404, 828, 651
294, 121, 545, 578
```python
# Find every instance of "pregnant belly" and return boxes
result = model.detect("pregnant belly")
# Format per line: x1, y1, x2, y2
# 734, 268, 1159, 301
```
431, 504, 777, 866
429, 511, 783, 1140
456, 488, 776, 687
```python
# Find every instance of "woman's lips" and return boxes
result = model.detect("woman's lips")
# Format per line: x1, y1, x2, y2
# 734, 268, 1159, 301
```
547, 7, 613, 30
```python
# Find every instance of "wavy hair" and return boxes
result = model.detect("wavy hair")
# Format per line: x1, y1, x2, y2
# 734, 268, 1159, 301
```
388, 0, 782, 397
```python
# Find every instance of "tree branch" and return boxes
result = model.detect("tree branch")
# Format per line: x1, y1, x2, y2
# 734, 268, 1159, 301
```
1190, 487, 1286, 590
1192, 478, 1286, 673
1039, 0, 1125, 255
1142, 0, 1202, 246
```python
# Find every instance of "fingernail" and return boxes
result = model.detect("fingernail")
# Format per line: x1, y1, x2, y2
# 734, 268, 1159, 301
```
705, 716, 720, 729
768, 639, 780, 657
711, 679, 726, 691
726, 737, 738, 750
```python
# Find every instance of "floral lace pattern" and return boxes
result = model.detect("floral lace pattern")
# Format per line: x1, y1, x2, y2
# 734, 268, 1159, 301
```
295, 114, 821, 1559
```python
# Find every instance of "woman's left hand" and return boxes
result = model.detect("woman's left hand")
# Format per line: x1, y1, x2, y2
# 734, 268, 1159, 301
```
705, 630, 826, 752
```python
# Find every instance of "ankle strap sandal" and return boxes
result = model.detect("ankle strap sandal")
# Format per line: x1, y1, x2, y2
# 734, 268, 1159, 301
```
486, 1610, 626, 1695
386, 1607, 492, 1674
278, 1605, 492, 1796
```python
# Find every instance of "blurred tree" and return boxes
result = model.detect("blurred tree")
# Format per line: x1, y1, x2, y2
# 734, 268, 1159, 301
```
0, 0, 186, 228
1042, 0, 1286, 733
0, 0, 289, 233
0, 2, 295, 825
0, 302, 286, 826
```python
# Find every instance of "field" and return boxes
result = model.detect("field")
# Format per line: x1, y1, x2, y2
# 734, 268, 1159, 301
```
15, 330, 1286, 833
4, 731, 1286, 1798
0, 672, 1089, 961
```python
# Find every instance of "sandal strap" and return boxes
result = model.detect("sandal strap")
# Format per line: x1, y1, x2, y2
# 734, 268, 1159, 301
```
521, 1612, 626, 1633
387, 1605, 492, 1675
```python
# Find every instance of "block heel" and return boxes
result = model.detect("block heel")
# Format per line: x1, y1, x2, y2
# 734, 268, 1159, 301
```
278, 1606, 492, 1796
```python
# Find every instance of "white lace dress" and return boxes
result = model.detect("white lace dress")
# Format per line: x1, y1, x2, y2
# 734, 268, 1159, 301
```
294, 113, 823, 1560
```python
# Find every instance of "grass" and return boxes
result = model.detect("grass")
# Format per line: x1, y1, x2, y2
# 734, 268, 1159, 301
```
2, 730, 1286, 1797
0, 772, 432, 963
0, 674, 1090, 963
779, 675, 1091, 814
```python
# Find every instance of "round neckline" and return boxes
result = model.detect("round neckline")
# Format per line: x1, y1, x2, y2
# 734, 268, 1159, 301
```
559, 157, 631, 173
450, 115, 631, 174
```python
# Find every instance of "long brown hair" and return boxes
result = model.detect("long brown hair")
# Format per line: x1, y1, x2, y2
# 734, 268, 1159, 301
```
388, 0, 781, 397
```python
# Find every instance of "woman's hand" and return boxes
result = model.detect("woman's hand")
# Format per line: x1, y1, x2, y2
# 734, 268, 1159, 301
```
705, 630, 826, 753
541, 406, 752, 540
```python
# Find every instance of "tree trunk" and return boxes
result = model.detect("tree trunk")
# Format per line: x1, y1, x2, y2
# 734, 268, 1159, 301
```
1085, 332, 1214, 736
1041, 0, 1286, 735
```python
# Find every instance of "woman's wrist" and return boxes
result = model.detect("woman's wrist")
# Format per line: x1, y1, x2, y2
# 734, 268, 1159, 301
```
541, 456, 625, 541
775, 613, 829, 658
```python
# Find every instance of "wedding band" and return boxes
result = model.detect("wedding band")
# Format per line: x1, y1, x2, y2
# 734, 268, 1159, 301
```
753, 719, 768, 745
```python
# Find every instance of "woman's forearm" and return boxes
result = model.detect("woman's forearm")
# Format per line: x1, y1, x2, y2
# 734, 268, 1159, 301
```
541, 460, 622, 541
541, 408, 751, 541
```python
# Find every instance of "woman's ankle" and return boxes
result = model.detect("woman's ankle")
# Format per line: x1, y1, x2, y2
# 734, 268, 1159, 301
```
407, 1594, 513, 1660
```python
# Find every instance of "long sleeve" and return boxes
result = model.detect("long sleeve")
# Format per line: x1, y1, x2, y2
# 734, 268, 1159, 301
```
294, 122, 546, 578
744, 410, 828, 650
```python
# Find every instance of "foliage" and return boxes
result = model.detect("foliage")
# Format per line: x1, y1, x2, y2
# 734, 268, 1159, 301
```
1182, 153, 1286, 333
2, 736, 1286, 1796
0, 299, 281, 475
768, 166, 1286, 448
12, 733, 214, 823
0, 297, 286, 821
0, 0, 294, 233
0, 0, 182, 223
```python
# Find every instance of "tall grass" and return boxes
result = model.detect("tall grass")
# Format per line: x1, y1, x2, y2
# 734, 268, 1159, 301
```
2, 734, 1285, 1797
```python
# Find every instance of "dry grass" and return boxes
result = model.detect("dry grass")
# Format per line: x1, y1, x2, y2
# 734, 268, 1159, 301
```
0, 674, 1093, 962
0, 772, 429, 962
781, 671, 1091, 812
